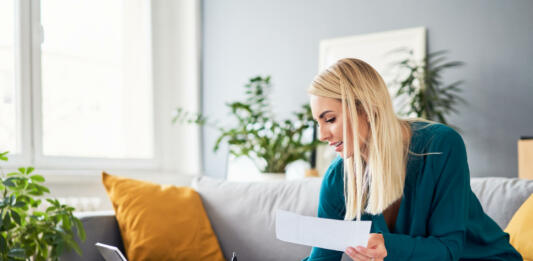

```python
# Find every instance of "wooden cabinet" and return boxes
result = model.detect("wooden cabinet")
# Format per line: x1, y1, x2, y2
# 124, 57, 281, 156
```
518, 138, 533, 179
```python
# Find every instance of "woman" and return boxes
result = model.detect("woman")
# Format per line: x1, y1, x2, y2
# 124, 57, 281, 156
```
303, 58, 521, 261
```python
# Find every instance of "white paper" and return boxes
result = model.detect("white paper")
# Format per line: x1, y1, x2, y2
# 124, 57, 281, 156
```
275, 209, 371, 252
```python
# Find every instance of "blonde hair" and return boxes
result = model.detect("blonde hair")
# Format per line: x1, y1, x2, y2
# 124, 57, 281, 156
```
309, 58, 413, 220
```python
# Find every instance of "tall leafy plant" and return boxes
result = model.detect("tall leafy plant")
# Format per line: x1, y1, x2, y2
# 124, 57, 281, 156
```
173, 76, 321, 173
390, 49, 466, 125
0, 151, 85, 261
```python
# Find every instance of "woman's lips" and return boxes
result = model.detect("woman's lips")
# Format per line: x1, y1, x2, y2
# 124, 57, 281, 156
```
332, 141, 343, 152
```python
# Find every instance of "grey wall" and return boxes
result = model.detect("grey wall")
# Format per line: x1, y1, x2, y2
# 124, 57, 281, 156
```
201, 0, 533, 179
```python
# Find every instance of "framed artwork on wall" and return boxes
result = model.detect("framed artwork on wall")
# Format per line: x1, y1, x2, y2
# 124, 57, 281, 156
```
315, 26, 427, 176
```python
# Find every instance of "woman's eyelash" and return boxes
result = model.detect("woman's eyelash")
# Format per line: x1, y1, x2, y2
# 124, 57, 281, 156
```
325, 117, 336, 123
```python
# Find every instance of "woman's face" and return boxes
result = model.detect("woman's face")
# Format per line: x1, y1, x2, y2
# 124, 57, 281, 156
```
310, 95, 369, 158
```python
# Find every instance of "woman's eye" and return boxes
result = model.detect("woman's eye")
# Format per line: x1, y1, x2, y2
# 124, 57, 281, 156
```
325, 117, 336, 123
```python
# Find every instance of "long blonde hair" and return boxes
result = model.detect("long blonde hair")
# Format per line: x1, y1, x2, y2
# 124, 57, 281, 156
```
309, 58, 412, 220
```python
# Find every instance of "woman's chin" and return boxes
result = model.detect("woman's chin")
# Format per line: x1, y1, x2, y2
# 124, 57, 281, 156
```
337, 151, 354, 159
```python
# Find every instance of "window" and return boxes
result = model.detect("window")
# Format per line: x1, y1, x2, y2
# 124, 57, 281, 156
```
40, 0, 153, 159
0, 0, 167, 171
0, 0, 18, 154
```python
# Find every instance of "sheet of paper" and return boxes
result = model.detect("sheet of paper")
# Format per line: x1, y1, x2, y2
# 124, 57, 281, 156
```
275, 209, 371, 252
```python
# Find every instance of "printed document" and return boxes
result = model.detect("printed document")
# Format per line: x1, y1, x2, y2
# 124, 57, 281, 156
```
275, 209, 372, 252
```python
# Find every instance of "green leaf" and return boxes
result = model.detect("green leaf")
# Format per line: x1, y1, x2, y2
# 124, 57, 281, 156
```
74, 217, 86, 241
2, 212, 15, 231
31, 199, 42, 208
29, 183, 50, 195
9, 195, 16, 206
3, 177, 17, 187
62, 215, 72, 229
13, 201, 26, 208
30, 175, 45, 183
46, 199, 60, 207
65, 236, 82, 255
32, 211, 45, 217
0, 151, 8, 161
0, 234, 6, 254
14, 178, 28, 191
17, 167, 26, 174
11, 210, 21, 225
26, 167, 35, 174
7, 248, 26, 259
27, 190, 43, 196
52, 243, 64, 258
6, 172, 19, 177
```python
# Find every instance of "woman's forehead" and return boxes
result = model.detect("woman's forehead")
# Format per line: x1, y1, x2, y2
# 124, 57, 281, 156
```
310, 95, 342, 119
310, 95, 341, 109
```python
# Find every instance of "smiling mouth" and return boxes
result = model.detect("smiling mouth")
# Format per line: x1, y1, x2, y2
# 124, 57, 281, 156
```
331, 141, 343, 148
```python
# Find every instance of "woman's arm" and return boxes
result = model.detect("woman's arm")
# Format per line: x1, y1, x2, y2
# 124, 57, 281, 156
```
302, 157, 346, 261
380, 127, 470, 261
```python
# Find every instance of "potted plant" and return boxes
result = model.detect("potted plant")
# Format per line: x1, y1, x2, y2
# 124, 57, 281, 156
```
389, 49, 467, 125
0, 151, 85, 260
173, 76, 321, 177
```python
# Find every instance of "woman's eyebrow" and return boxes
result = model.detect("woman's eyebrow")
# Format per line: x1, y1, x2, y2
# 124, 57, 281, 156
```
319, 110, 333, 119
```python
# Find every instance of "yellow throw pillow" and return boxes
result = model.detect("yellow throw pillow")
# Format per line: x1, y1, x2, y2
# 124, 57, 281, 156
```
102, 172, 225, 261
505, 193, 533, 261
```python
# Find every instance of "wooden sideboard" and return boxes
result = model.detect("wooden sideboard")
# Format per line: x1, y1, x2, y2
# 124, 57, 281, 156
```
518, 138, 533, 179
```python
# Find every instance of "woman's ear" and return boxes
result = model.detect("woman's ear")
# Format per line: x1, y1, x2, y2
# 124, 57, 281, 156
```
358, 110, 370, 123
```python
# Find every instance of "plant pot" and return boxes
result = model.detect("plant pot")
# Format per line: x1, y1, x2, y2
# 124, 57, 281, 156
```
258, 172, 286, 182
227, 156, 286, 182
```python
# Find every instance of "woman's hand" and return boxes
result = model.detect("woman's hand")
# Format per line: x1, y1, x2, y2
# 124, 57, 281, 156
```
345, 233, 387, 261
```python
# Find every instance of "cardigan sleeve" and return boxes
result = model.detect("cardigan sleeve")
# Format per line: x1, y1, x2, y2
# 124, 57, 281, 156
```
382, 127, 470, 261
302, 157, 346, 261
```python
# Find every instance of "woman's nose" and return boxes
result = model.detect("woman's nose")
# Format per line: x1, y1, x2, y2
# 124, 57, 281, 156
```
318, 126, 330, 142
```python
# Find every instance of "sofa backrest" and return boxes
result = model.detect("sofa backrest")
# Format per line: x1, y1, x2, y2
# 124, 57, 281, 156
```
193, 176, 533, 261
192, 177, 322, 261
470, 177, 533, 229
61, 211, 124, 261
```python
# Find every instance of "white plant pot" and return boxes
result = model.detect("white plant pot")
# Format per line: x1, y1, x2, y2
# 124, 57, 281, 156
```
257, 172, 286, 182
227, 156, 312, 182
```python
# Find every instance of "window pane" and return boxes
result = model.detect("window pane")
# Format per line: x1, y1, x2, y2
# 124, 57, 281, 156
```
0, 0, 18, 154
40, 0, 154, 159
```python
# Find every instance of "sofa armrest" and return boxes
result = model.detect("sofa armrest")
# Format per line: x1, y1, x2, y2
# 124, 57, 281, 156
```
60, 211, 125, 261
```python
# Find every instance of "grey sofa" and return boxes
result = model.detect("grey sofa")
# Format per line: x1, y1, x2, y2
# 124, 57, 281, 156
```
61, 177, 533, 261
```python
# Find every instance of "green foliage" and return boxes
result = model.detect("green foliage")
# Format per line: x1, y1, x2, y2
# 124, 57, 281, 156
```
173, 76, 321, 173
390, 49, 467, 125
0, 152, 85, 261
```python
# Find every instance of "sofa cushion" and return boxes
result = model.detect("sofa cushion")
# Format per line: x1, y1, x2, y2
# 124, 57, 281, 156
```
505, 194, 533, 260
192, 176, 323, 261
103, 172, 225, 261
470, 177, 533, 229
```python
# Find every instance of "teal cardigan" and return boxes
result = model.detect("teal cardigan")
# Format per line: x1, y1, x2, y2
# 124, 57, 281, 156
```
303, 122, 522, 261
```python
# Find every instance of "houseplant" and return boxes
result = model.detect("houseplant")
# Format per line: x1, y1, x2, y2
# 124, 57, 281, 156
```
0, 151, 85, 261
173, 76, 321, 174
389, 49, 466, 125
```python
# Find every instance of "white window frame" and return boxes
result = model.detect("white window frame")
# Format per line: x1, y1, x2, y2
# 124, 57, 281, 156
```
3, 0, 202, 176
